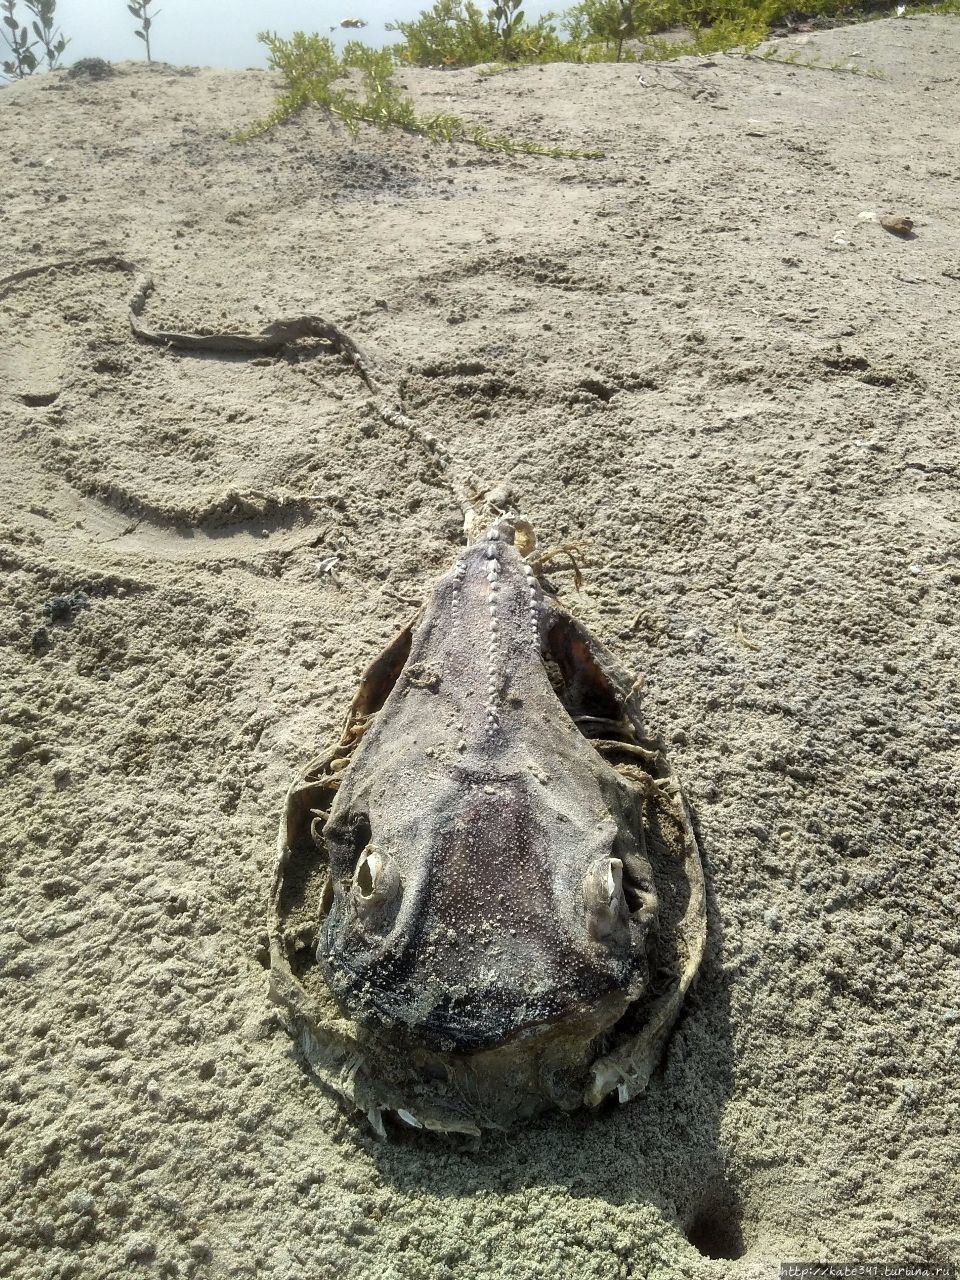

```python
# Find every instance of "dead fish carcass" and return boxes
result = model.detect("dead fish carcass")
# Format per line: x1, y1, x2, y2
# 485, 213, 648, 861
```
270, 517, 706, 1135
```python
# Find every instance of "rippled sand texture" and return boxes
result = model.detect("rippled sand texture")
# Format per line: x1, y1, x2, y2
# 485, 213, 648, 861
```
1, 17, 958, 1278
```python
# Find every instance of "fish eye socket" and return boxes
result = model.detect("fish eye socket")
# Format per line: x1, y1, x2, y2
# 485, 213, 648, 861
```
584, 856, 629, 942
605, 858, 623, 901
352, 849, 402, 910
356, 852, 377, 897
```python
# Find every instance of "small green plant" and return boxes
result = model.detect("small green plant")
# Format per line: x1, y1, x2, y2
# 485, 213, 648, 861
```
1, 0, 67, 78
28, 0, 66, 67
567, 0, 647, 60
387, 0, 575, 66
235, 30, 603, 157
387, 0, 493, 65
491, 0, 524, 46
755, 44, 884, 74
1, 0, 35, 77
127, 0, 158, 62
491, 0, 552, 55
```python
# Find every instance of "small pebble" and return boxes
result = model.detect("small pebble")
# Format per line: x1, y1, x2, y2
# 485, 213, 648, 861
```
880, 214, 914, 237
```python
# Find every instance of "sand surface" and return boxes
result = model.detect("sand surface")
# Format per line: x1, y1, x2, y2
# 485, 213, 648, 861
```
1, 15, 959, 1278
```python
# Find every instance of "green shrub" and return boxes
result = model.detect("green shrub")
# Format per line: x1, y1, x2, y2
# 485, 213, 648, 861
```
387, 0, 577, 66
234, 1, 957, 151
563, 0, 795, 59
383, 0, 875, 67
388, 0, 493, 65
565, 0, 671, 59
391, 0, 960, 67
234, 30, 603, 157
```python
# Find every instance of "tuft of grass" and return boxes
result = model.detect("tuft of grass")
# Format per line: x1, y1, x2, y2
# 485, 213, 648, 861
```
233, 30, 604, 158
753, 44, 884, 73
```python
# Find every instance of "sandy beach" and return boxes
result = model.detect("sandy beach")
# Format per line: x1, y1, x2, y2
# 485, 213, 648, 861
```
1, 14, 958, 1277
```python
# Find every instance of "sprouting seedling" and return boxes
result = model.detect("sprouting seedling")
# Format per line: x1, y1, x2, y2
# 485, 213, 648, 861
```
1, 0, 67, 78
1, 0, 38, 77
127, 0, 158, 62
25, 0, 68, 69
490, 0, 525, 56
